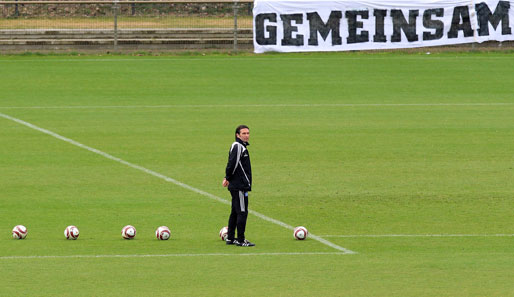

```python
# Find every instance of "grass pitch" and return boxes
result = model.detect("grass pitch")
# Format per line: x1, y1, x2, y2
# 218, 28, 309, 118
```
0, 52, 513, 296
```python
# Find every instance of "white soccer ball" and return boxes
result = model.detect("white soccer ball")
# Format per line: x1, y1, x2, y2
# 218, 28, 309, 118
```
122, 225, 137, 240
155, 226, 171, 240
64, 225, 80, 240
294, 226, 308, 240
12, 225, 28, 239
219, 226, 228, 241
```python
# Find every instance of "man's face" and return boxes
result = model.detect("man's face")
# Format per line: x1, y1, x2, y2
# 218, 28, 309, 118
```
237, 128, 250, 142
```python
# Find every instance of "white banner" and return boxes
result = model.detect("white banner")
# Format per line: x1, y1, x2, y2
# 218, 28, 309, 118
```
253, 0, 514, 53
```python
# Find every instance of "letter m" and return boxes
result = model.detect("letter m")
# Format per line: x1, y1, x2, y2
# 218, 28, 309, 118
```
476, 1, 512, 36
306, 11, 343, 45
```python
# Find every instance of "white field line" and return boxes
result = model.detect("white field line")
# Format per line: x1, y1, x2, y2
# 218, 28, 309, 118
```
321, 234, 514, 238
0, 111, 356, 255
0, 252, 345, 260
0, 103, 513, 109
0, 55, 512, 63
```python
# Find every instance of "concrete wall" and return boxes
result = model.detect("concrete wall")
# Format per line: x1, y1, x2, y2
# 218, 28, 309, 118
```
0, 28, 253, 52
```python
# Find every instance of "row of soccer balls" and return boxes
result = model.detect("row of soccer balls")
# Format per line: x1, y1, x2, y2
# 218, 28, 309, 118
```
12, 225, 309, 241
12, 225, 170, 240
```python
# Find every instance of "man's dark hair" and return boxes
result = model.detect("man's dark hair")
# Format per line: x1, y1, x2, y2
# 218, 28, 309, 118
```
235, 125, 249, 136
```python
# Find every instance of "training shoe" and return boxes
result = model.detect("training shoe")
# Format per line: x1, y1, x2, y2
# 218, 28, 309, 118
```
236, 239, 255, 247
226, 239, 236, 245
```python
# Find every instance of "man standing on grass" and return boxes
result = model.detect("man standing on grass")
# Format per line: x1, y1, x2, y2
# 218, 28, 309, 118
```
222, 125, 255, 247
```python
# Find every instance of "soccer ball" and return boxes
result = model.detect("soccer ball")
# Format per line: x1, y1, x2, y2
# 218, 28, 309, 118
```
155, 226, 171, 240
219, 226, 228, 241
294, 226, 308, 240
122, 225, 137, 239
64, 225, 80, 240
12, 225, 28, 239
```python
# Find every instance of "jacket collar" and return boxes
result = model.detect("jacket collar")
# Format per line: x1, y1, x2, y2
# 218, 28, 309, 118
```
236, 137, 249, 147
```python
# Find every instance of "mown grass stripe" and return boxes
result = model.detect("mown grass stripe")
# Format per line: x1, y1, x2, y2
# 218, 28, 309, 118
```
0, 103, 512, 109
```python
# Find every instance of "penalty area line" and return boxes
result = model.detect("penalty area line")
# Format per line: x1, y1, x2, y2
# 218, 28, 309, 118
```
0, 111, 356, 255
320, 234, 514, 238
0, 252, 347, 260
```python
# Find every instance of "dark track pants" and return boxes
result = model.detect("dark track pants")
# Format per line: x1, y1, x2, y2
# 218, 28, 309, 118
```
227, 190, 249, 242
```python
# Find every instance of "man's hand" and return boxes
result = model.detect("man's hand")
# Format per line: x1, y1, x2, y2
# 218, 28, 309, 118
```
222, 178, 229, 187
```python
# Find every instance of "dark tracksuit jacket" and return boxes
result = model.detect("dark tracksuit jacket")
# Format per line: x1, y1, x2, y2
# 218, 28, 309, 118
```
225, 137, 252, 191
224, 137, 252, 241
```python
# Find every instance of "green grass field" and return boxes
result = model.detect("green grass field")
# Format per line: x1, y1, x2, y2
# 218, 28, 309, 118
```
1, 52, 513, 296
